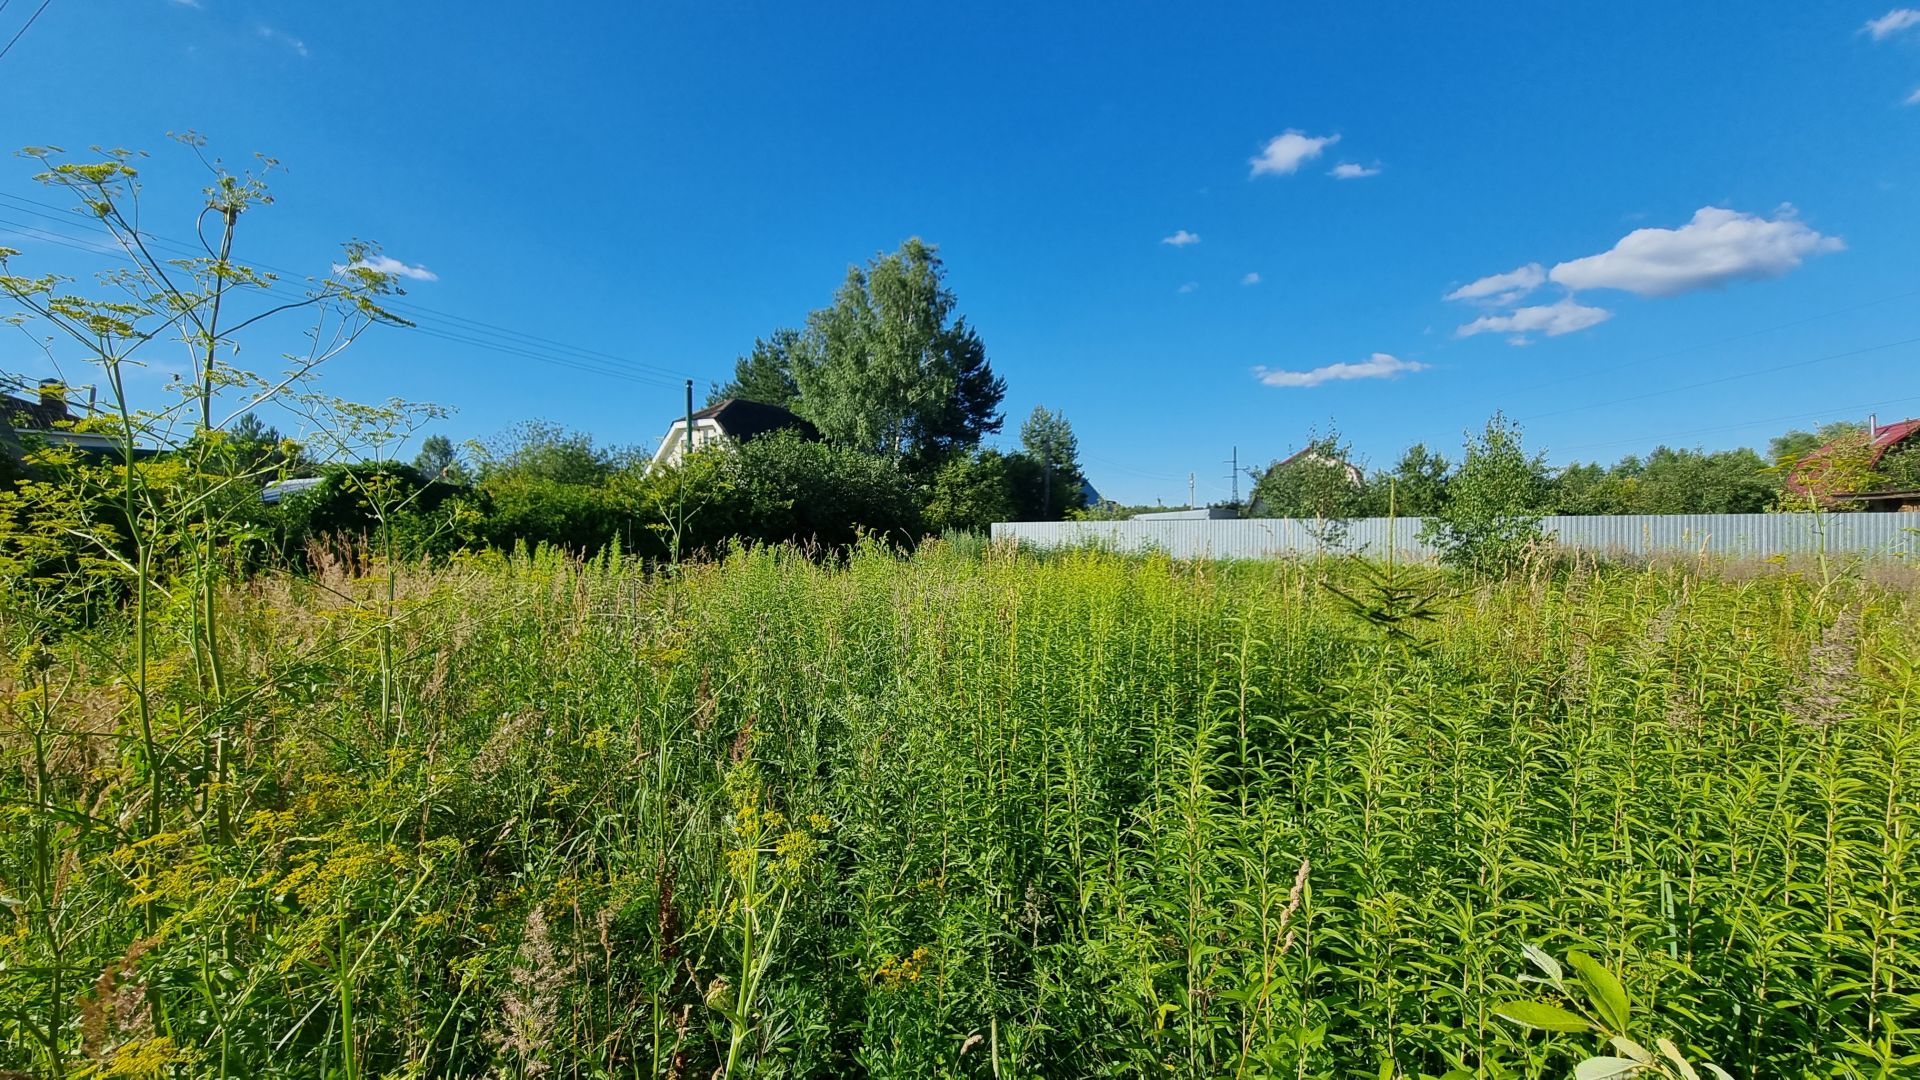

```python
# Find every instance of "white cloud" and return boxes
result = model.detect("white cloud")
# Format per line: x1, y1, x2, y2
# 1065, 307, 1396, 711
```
1241, 272, 1261, 286
1254, 352, 1427, 388
1250, 131, 1339, 177
335, 254, 438, 281
1161, 229, 1201, 247
1329, 162, 1380, 179
170, 0, 202, 7
256, 25, 308, 56
1444, 262, 1546, 306
1176, 281, 1199, 294
1455, 297, 1613, 340
1907, 87, 1920, 105
1865, 8, 1920, 39
1549, 205, 1842, 297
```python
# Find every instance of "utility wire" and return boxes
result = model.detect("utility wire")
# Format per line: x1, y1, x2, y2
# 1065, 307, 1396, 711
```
1550, 394, 1920, 455
1496, 286, 1920, 399
0, 190, 706, 385
0, 0, 53, 63
0, 221, 680, 390
0, 202, 697, 388
1516, 336, 1920, 424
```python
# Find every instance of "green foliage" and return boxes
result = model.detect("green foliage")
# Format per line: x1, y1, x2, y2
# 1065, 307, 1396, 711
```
1496, 946, 1733, 1080
1322, 556, 1446, 646
267, 461, 467, 559
1013, 406, 1087, 520
1069, 500, 1172, 521
453, 432, 919, 561
1374, 442, 1450, 516
1775, 426, 1883, 513
1770, 420, 1866, 465
411, 433, 469, 484
476, 419, 632, 486
1422, 412, 1550, 573
1251, 427, 1370, 543
1879, 441, 1920, 491
710, 329, 805, 409
1554, 447, 1772, 515
923, 448, 1016, 532
726, 430, 921, 549
5, 547, 1915, 1078
793, 238, 1005, 470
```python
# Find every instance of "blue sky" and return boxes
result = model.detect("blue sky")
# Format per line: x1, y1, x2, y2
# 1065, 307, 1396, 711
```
4, 1, 1919, 505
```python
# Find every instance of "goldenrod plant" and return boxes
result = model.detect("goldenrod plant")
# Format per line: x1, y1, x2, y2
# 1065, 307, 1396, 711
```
1494, 944, 1733, 1080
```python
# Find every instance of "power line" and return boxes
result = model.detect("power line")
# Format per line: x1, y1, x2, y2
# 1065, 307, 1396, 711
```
0, 190, 707, 385
1081, 452, 1187, 483
0, 0, 53, 63
1516, 335, 1920, 424
1550, 394, 1920, 456
1496, 285, 1920, 400
0, 201, 700, 388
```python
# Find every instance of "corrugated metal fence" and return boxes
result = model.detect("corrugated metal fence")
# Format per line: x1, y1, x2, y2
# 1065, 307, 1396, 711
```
990, 514, 1920, 561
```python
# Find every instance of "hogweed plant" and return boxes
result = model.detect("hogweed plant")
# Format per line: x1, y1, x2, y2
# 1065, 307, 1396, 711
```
0, 138, 408, 1076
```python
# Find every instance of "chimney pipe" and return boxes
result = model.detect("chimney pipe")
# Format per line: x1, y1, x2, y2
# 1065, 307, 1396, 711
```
37, 379, 68, 422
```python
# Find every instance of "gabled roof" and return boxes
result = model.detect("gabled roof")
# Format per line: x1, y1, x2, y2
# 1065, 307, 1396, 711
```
690, 399, 818, 442
1869, 418, 1920, 457
4, 393, 70, 430
1787, 418, 1920, 499
1272, 446, 1365, 485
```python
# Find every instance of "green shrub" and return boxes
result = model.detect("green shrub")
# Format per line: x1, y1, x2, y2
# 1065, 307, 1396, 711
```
727, 431, 921, 548
1421, 412, 1551, 573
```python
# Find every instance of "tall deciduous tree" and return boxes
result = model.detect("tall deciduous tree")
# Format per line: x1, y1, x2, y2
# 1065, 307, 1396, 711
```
710, 329, 803, 409
1769, 421, 1866, 465
793, 239, 1004, 471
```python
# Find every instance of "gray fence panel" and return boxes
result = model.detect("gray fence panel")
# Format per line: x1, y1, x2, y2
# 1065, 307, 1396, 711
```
989, 514, 1920, 561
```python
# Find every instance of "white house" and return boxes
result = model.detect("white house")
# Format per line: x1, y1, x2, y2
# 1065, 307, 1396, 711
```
650, 398, 818, 467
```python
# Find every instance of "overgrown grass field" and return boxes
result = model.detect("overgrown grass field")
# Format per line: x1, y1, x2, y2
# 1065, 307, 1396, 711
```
3, 543, 1915, 1077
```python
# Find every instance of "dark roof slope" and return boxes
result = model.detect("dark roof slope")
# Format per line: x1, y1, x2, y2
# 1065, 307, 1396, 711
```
693, 398, 819, 442
4, 393, 71, 430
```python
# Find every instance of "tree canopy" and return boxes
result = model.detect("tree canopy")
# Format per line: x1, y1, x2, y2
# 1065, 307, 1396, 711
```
1250, 428, 1369, 523
710, 329, 804, 410
1015, 406, 1085, 519
791, 239, 1005, 471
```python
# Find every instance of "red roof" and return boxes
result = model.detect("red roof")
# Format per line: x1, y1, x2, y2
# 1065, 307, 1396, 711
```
1869, 418, 1920, 456
1786, 418, 1920, 499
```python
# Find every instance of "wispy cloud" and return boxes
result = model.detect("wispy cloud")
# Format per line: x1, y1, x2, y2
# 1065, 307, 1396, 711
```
1250, 131, 1339, 177
1329, 162, 1381, 180
1907, 87, 1920, 105
1549, 205, 1841, 297
1254, 352, 1426, 388
1241, 272, 1261, 286
1176, 281, 1200, 294
1455, 297, 1612, 341
334, 254, 438, 282
1865, 8, 1920, 39
170, 0, 202, 8
256, 25, 308, 56
1444, 263, 1545, 306
1161, 229, 1201, 247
